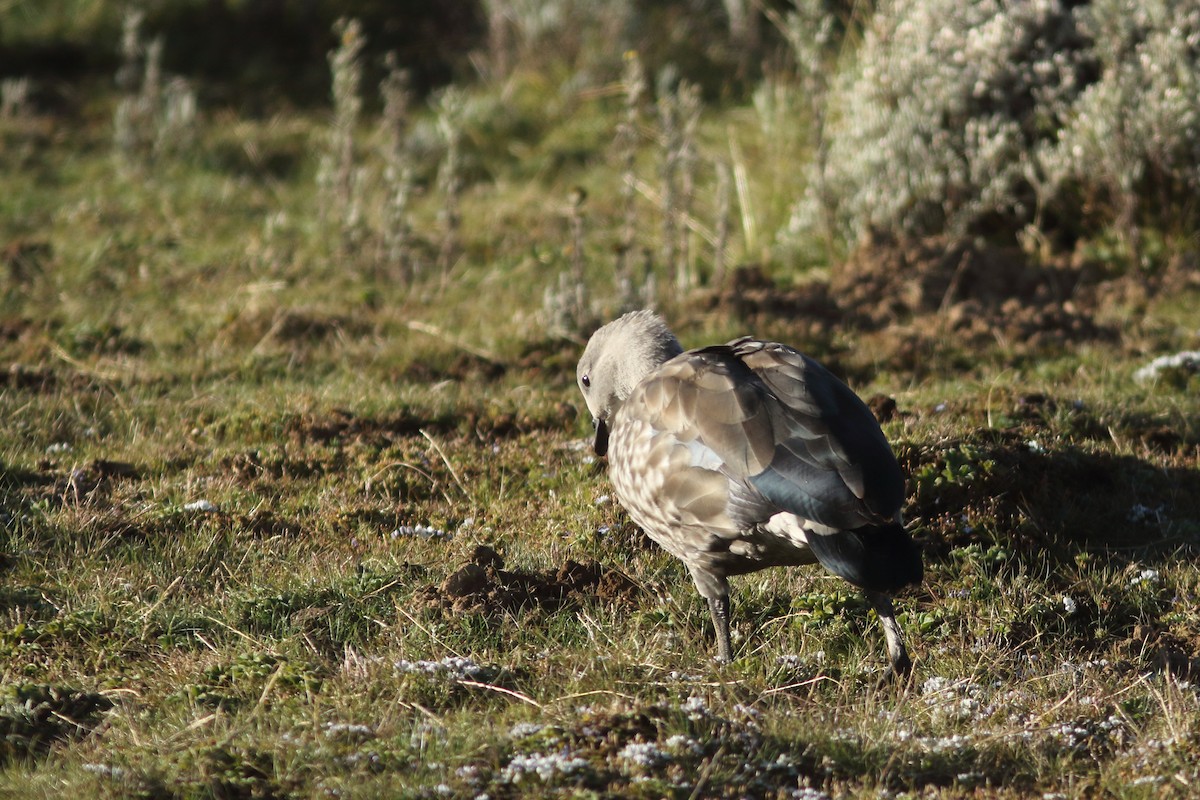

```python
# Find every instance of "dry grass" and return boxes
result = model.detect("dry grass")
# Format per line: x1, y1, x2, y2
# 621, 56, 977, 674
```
2, 35, 1200, 800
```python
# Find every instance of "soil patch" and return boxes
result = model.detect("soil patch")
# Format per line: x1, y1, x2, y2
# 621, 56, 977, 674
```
0, 364, 98, 394
32, 458, 141, 506
2, 239, 51, 282
222, 449, 330, 484
866, 394, 898, 424
834, 236, 1101, 326
399, 351, 507, 384
284, 404, 576, 450
285, 408, 455, 446
421, 544, 640, 615
696, 264, 841, 342
215, 308, 373, 352
698, 237, 1162, 370
834, 237, 1123, 357
515, 337, 583, 384
462, 402, 578, 440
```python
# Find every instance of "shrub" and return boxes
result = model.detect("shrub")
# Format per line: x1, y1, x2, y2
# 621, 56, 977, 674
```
789, 0, 1090, 246
787, 0, 1200, 256
1044, 0, 1200, 246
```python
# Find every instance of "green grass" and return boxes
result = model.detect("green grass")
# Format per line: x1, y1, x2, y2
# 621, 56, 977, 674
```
2, 52, 1200, 800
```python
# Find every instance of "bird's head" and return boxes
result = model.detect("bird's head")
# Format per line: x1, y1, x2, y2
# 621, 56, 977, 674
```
577, 310, 683, 456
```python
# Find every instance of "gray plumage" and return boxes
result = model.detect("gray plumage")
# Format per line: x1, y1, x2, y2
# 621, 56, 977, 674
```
577, 310, 922, 677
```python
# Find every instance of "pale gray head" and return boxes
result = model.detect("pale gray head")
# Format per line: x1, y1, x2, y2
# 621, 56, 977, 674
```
577, 310, 683, 456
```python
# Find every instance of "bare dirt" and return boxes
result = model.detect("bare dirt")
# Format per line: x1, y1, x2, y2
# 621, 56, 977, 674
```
701, 236, 1199, 374
421, 544, 641, 615
284, 408, 455, 446
283, 401, 577, 446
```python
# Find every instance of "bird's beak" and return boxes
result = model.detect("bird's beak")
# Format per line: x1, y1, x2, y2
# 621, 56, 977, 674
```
593, 417, 609, 457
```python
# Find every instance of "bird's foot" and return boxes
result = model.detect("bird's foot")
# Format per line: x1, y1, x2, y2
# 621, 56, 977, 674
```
874, 654, 914, 691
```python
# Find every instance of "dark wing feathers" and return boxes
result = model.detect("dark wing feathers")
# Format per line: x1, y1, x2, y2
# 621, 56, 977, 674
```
805, 522, 924, 592
731, 338, 905, 527
624, 338, 904, 527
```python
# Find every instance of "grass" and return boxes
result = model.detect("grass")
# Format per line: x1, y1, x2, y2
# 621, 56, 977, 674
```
2, 40, 1200, 800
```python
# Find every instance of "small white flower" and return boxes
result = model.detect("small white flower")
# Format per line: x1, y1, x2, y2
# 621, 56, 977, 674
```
501, 751, 591, 783
791, 787, 832, 800
323, 722, 375, 739
682, 695, 708, 717
1134, 351, 1200, 383
616, 741, 670, 768
508, 722, 544, 739
391, 523, 452, 540
921, 676, 952, 695
393, 656, 494, 681
664, 734, 703, 755
1130, 568, 1160, 587
184, 499, 219, 513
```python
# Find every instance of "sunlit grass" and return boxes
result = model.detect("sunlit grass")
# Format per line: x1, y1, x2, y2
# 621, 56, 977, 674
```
2, 27, 1200, 799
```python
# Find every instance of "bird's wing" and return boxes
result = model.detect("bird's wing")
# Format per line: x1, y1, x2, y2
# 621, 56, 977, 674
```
619, 340, 903, 533
614, 346, 775, 542
727, 337, 905, 528
632, 347, 776, 475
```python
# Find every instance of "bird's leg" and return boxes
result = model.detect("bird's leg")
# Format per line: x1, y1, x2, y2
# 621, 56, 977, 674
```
688, 567, 733, 663
706, 594, 733, 664
867, 591, 912, 680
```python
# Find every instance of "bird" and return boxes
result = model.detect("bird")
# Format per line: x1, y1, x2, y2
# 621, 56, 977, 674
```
576, 310, 922, 677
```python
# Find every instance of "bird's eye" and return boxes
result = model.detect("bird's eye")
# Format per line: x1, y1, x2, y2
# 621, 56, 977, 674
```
581, 374, 591, 388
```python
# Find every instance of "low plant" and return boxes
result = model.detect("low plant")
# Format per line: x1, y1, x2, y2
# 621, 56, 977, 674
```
112, 9, 197, 166
316, 17, 367, 242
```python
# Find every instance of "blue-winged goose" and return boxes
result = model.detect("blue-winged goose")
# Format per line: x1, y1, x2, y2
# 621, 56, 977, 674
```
576, 310, 922, 677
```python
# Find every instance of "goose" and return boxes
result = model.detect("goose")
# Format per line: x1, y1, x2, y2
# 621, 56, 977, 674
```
576, 310, 922, 677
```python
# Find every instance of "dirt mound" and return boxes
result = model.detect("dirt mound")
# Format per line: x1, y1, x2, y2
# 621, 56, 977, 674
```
3, 239, 51, 282
0, 364, 100, 394
833, 236, 1117, 348
694, 265, 842, 343
284, 402, 576, 446
702, 238, 1142, 366
216, 308, 372, 351
398, 350, 507, 384
837, 237, 1076, 322
866, 394, 898, 424
708, 265, 840, 324
284, 408, 454, 446
421, 544, 640, 615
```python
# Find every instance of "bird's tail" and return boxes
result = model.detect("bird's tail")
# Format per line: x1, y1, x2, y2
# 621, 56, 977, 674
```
806, 522, 923, 594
